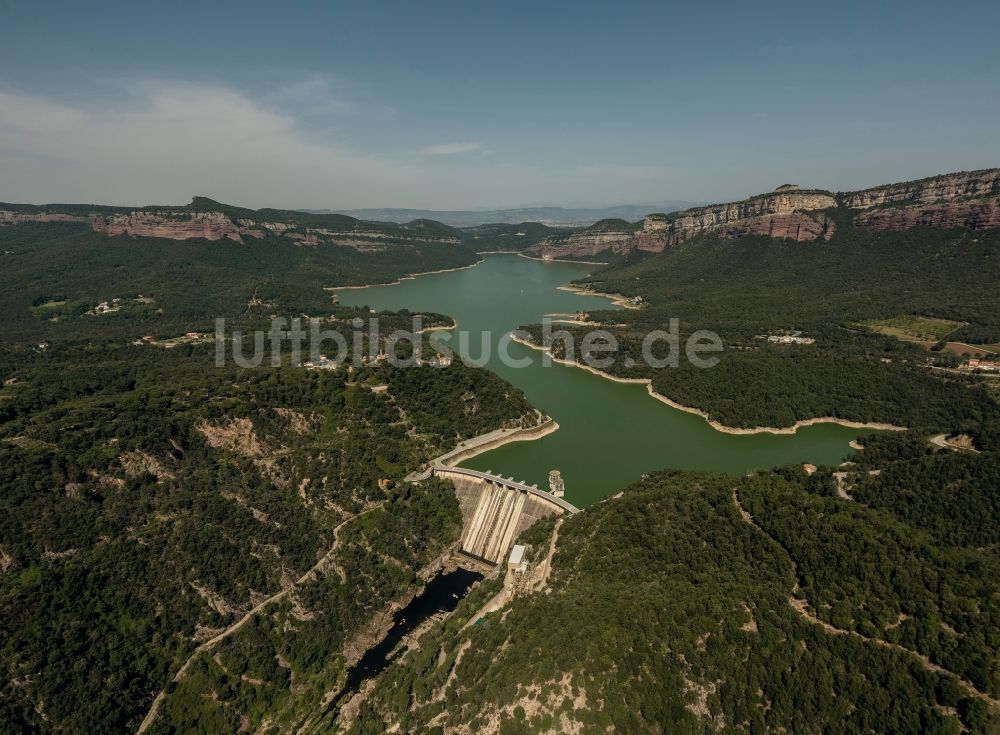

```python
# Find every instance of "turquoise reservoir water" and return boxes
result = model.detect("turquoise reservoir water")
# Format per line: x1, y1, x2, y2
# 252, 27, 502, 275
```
337, 254, 869, 506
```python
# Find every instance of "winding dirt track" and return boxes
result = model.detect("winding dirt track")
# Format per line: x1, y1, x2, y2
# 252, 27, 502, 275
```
731, 489, 998, 710
135, 504, 384, 734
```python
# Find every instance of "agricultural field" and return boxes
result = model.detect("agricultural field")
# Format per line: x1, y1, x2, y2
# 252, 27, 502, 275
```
862, 314, 965, 342
860, 315, 1000, 357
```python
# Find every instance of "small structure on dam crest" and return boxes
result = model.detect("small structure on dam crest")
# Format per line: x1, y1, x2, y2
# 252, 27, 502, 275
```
548, 469, 565, 497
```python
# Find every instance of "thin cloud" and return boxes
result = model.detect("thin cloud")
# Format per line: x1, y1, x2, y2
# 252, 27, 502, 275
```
416, 142, 487, 157
0, 81, 424, 208
0, 79, 676, 209
262, 72, 396, 121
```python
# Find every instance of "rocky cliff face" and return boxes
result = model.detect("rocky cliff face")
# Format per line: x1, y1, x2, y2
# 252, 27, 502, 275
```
528, 190, 836, 258
625, 214, 667, 253
719, 212, 835, 241
527, 168, 1000, 260
843, 169, 1000, 209
90, 211, 253, 242
845, 169, 1000, 234
855, 200, 1000, 232
656, 191, 836, 247
0, 211, 88, 225
528, 220, 637, 260
1, 205, 463, 248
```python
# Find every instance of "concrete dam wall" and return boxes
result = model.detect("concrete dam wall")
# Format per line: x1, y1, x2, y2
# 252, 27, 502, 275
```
433, 466, 578, 565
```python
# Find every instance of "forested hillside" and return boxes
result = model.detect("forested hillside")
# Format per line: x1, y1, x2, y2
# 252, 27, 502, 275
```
522, 213, 1000, 438
0, 221, 479, 343
345, 460, 999, 734
458, 222, 566, 253
581, 211, 1000, 342
0, 210, 536, 734
3, 185, 1000, 735
0, 334, 535, 733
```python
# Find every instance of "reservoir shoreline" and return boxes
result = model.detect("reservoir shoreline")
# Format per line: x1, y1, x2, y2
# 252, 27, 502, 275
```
509, 333, 906, 436
337, 254, 874, 500
326, 259, 484, 293
408, 419, 561, 482
437, 419, 560, 466
557, 283, 643, 310
518, 253, 610, 266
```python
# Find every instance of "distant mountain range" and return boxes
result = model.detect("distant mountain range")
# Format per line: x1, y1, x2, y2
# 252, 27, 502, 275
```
6, 169, 997, 263
300, 202, 703, 227
0, 196, 565, 256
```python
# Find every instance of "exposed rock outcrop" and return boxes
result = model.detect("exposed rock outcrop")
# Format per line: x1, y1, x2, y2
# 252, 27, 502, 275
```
629, 214, 671, 253
855, 199, 1000, 232
0, 211, 88, 225
2, 201, 464, 248
846, 169, 1000, 233
529, 219, 636, 260
719, 212, 835, 241
843, 169, 1000, 209
91, 211, 250, 242
196, 418, 266, 458
528, 169, 1000, 260
645, 191, 836, 247
528, 189, 836, 258
119, 450, 175, 480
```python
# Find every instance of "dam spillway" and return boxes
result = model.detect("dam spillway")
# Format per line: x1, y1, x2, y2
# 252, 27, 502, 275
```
431, 466, 578, 565
462, 481, 526, 563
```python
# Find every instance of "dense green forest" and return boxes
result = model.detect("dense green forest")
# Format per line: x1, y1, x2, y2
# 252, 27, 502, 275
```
150, 479, 464, 734
458, 222, 566, 252
582, 211, 1000, 342
0, 336, 535, 733
742, 468, 999, 695
3, 204, 1000, 734
0, 222, 480, 343
345, 462, 999, 734
0, 214, 535, 734
517, 211, 1000, 437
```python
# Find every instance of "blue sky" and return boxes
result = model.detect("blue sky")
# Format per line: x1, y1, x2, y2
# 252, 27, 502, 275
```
1, 0, 998, 209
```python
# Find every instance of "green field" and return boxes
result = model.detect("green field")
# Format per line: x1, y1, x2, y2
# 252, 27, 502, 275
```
862, 314, 966, 342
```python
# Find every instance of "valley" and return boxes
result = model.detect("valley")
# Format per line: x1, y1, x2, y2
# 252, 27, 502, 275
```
5, 5, 1000, 732
1, 169, 999, 735
336, 254, 874, 506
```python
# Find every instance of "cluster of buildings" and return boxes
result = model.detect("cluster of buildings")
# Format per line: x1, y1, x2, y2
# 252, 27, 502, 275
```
765, 333, 815, 345
302, 355, 343, 370
966, 358, 1000, 372
90, 298, 124, 315
302, 352, 453, 371
507, 544, 528, 574
89, 294, 154, 316
416, 354, 453, 367
135, 332, 204, 348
